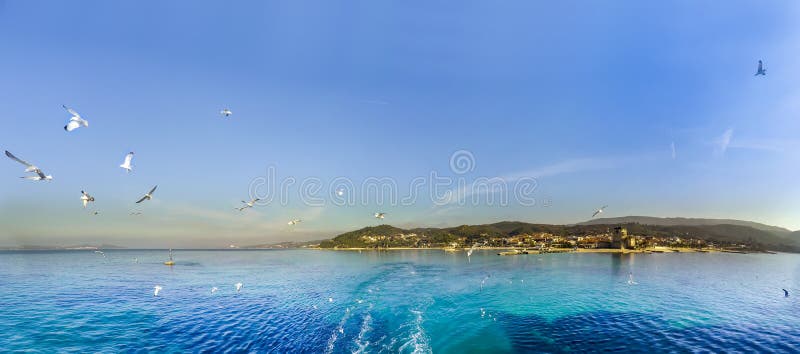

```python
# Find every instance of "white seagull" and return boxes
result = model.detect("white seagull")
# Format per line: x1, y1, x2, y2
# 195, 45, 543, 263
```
119, 152, 134, 172
336, 188, 345, 196
220, 108, 232, 117
288, 219, 302, 226
211, 287, 219, 294
374, 212, 386, 219
236, 198, 260, 211
136, 185, 158, 203
63, 105, 89, 132
153, 285, 163, 297
235, 282, 243, 293
592, 205, 608, 218
755, 60, 766, 76
5, 151, 52, 181
81, 190, 95, 208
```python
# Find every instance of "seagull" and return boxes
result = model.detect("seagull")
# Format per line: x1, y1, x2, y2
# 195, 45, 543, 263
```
119, 152, 134, 172
220, 108, 232, 117
153, 285, 162, 297
627, 272, 638, 285
211, 287, 219, 294
783, 289, 789, 297
5, 151, 52, 181
235, 282, 243, 293
136, 185, 158, 203
467, 243, 479, 263
336, 189, 345, 196
236, 198, 260, 211
288, 219, 302, 226
374, 212, 386, 219
755, 60, 766, 76
94, 250, 106, 258
133, 257, 138, 264
63, 105, 89, 132
81, 191, 95, 208
130, 212, 142, 216
592, 205, 608, 218
92, 211, 100, 215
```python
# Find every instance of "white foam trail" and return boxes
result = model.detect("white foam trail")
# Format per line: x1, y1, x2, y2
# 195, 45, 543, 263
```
325, 307, 353, 354
398, 310, 432, 354
352, 307, 373, 354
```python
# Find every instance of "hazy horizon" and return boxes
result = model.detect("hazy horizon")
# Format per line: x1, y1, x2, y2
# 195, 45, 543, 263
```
2, 1, 800, 248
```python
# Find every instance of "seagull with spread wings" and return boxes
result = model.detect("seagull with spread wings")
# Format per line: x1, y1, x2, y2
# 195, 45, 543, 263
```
592, 205, 608, 218
119, 152, 134, 172
374, 212, 386, 219
220, 108, 232, 117
5, 151, 52, 181
136, 185, 158, 203
288, 219, 302, 226
236, 198, 260, 211
63, 105, 89, 132
81, 191, 95, 208
755, 60, 766, 76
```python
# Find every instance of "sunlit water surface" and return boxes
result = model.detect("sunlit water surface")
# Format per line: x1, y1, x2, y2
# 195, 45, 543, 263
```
1, 250, 799, 352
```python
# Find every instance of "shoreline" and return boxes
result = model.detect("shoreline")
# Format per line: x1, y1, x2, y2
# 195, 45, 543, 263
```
314, 247, 768, 254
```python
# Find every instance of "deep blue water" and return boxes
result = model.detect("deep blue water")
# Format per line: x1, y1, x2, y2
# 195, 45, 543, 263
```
1, 250, 799, 353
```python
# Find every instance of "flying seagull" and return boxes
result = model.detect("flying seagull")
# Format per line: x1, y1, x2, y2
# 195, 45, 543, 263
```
236, 198, 260, 211
783, 289, 789, 297
467, 243, 479, 263
592, 205, 608, 218
374, 212, 386, 219
288, 219, 302, 226
220, 108, 232, 117
336, 188, 345, 196
154, 285, 162, 297
81, 191, 95, 208
235, 282, 243, 293
755, 60, 766, 76
211, 287, 219, 294
130, 212, 142, 216
119, 152, 134, 172
5, 151, 52, 181
92, 211, 100, 215
136, 185, 158, 203
63, 105, 89, 132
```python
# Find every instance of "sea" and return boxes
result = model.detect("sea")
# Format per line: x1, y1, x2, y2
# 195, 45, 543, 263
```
1, 249, 799, 353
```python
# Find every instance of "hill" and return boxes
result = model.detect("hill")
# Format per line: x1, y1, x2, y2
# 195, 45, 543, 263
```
319, 219, 800, 252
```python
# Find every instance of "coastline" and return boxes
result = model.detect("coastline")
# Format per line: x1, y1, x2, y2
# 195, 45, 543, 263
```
312, 247, 766, 254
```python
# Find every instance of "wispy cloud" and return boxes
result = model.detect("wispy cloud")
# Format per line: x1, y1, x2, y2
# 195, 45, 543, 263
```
713, 128, 734, 157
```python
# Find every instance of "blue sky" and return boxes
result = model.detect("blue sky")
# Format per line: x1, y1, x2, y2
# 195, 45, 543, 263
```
1, 1, 799, 247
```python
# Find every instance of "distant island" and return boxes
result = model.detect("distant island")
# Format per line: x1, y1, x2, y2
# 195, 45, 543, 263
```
317, 216, 800, 253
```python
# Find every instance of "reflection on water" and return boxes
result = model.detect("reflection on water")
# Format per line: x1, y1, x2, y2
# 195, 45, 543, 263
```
0, 250, 798, 352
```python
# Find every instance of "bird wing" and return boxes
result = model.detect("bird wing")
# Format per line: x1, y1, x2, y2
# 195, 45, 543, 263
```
63, 105, 81, 118
123, 153, 133, 165
758, 60, 763, 71
601, 205, 608, 210
135, 195, 147, 203
5, 150, 35, 168
83, 199, 88, 208
592, 210, 600, 218
35, 169, 47, 179
148, 185, 158, 195
65, 120, 81, 132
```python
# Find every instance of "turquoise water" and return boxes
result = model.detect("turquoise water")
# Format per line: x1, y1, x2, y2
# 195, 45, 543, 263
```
1, 250, 799, 352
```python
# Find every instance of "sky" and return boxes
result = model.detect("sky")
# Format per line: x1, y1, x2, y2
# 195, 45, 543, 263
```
1, 1, 799, 248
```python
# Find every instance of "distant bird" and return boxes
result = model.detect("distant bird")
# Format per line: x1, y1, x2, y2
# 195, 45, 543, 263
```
94, 250, 106, 258
328, 297, 334, 303
133, 257, 139, 264
153, 285, 162, 297
235, 282, 243, 293
220, 108, 232, 117
288, 219, 302, 226
336, 189, 345, 196
211, 287, 219, 294
92, 211, 100, 215
627, 272, 638, 285
63, 105, 89, 132
755, 60, 767, 76
467, 243, 479, 263
130, 212, 142, 216
119, 152, 134, 172
135, 185, 158, 203
783, 289, 789, 297
236, 198, 260, 211
5, 150, 52, 181
592, 205, 608, 218
374, 212, 386, 219
81, 191, 95, 208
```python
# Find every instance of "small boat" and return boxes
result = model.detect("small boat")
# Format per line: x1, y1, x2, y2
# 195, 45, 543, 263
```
164, 249, 175, 266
